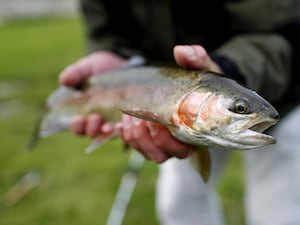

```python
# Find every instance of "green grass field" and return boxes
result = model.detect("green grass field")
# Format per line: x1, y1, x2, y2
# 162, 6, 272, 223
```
0, 17, 245, 225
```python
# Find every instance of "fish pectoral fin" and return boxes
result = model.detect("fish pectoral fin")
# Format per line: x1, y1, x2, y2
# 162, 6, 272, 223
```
120, 109, 177, 129
85, 132, 117, 154
189, 147, 211, 182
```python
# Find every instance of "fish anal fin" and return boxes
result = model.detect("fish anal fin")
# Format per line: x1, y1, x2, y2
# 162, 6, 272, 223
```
120, 109, 177, 129
189, 147, 211, 182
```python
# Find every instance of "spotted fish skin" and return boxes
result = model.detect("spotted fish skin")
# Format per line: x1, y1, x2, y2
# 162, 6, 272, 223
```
35, 66, 279, 182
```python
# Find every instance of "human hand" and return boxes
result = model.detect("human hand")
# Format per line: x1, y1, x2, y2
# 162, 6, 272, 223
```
59, 51, 128, 87
173, 45, 222, 73
59, 51, 128, 137
117, 45, 223, 163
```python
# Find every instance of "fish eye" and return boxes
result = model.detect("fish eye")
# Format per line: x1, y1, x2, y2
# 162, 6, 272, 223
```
231, 99, 251, 114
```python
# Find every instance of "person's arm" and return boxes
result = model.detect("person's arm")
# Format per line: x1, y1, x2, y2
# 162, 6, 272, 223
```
61, 0, 144, 87
212, 0, 300, 103
214, 34, 292, 103
80, 0, 143, 57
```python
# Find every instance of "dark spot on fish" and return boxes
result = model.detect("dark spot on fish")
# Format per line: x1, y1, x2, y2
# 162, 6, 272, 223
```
159, 67, 201, 80
210, 126, 218, 131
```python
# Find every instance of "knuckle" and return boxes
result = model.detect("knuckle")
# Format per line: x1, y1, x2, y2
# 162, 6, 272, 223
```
121, 131, 131, 143
153, 131, 174, 149
71, 116, 86, 135
153, 155, 169, 164
86, 114, 102, 137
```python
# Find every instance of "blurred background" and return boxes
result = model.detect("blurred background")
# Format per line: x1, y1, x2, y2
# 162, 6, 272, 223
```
0, 0, 245, 224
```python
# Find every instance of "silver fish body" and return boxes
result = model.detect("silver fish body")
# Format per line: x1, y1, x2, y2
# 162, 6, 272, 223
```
36, 66, 279, 181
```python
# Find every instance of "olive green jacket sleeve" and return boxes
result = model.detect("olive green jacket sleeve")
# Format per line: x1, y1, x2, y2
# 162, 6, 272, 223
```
214, 0, 300, 103
79, 0, 142, 57
79, 0, 300, 103
215, 34, 292, 103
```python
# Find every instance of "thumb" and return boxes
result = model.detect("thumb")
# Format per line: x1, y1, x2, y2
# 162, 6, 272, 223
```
59, 60, 92, 87
59, 52, 128, 87
173, 45, 222, 73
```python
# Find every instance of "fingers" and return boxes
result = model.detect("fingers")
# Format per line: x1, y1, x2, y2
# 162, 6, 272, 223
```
71, 114, 193, 163
119, 115, 193, 163
70, 114, 113, 137
173, 45, 222, 73
59, 51, 128, 87
146, 122, 193, 159
59, 62, 90, 87
120, 116, 171, 163
71, 115, 87, 135
85, 114, 103, 137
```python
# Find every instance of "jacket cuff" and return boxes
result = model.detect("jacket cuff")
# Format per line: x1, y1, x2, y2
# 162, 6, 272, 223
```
210, 54, 245, 84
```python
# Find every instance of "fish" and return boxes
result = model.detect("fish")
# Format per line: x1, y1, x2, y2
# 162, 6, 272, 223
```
31, 66, 279, 182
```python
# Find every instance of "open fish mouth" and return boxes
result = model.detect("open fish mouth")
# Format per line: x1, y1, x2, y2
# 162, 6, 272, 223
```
222, 118, 279, 150
186, 118, 278, 150
248, 120, 276, 133
244, 119, 278, 145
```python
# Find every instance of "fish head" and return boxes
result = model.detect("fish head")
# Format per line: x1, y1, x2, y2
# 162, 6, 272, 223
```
174, 73, 279, 150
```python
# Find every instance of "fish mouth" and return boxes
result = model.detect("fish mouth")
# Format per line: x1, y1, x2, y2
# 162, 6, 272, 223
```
182, 116, 279, 151
222, 117, 279, 150
248, 120, 276, 133
243, 118, 278, 146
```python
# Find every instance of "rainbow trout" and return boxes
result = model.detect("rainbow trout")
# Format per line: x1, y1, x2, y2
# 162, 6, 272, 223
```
35, 66, 279, 181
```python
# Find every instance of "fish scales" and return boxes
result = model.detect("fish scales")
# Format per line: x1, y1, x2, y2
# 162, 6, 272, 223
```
57, 67, 205, 123
33, 66, 279, 182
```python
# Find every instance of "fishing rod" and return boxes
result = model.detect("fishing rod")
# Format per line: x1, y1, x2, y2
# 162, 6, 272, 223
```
105, 151, 145, 225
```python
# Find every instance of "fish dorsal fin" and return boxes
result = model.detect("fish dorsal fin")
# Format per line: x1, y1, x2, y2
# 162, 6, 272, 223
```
120, 109, 178, 129
189, 147, 211, 182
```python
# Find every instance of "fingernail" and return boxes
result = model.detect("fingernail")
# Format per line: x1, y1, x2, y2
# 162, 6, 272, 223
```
153, 154, 169, 164
132, 117, 142, 126
180, 45, 196, 60
101, 123, 114, 134
147, 123, 157, 136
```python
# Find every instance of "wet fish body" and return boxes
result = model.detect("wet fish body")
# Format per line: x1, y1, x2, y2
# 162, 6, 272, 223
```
36, 66, 279, 181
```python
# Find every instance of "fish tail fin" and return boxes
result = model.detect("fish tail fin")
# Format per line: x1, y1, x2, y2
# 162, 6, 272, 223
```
27, 104, 73, 151
27, 104, 47, 150
27, 86, 84, 149
189, 147, 211, 182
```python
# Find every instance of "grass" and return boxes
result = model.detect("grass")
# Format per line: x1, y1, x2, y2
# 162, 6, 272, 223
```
0, 17, 85, 79
0, 17, 245, 225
